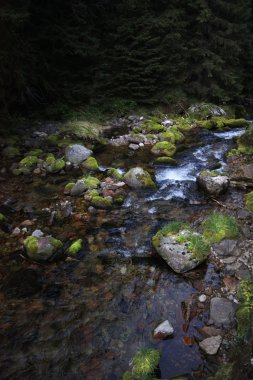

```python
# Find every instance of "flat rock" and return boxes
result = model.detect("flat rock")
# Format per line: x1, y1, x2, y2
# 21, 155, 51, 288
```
65, 144, 92, 165
210, 297, 235, 328
213, 239, 239, 257
199, 326, 223, 338
153, 320, 174, 339
197, 173, 229, 196
199, 335, 222, 355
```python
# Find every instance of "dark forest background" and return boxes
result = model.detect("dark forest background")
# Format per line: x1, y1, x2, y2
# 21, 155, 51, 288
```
1, 0, 253, 118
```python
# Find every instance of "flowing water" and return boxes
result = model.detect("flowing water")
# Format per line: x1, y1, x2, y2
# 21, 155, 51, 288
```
0, 128, 245, 380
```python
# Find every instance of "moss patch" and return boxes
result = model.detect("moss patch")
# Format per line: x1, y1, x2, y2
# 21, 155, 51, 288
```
91, 196, 112, 209
67, 239, 82, 256
82, 176, 100, 189
152, 221, 189, 249
107, 168, 123, 180
19, 155, 38, 168
175, 232, 210, 262
155, 157, 177, 165
160, 131, 176, 143
202, 212, 240, 244
0, 213, 7, 223
24, 236, 38, 256
151, 141, 176, 157
136, 173, 156, 189
82, 157, 99, 171
50, 159, 65, 173
64, 182, 75, 194
245, 191, 253, 212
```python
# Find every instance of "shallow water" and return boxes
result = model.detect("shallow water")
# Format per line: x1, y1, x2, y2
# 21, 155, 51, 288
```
0, 127, 244, 380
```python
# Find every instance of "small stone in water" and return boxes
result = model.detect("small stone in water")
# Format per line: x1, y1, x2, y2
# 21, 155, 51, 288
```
153, 320, 174, 339
199, 294, 207, 303
22, 227, 28, 233
12, 227, 21, 235
32, 229, 44, 238
120, 266, 127, 275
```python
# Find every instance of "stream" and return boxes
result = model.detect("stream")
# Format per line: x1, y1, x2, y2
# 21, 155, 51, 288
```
0, 127, 246, 379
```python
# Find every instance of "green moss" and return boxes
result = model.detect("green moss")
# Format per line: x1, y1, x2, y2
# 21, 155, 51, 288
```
50, 159, 65, 173
160, 131, 176, 143
91, 196, 112, 208
136, 172, 156, 189
177, 123, 192, 132
202, 212, 240, 244
47, 134, 60, 145
200, 171, 222, 177
82, 176, 100, 189
0, 213, 6, 223
107, 168, 123, 180
152, 221, 189, 249
175, 232, 210, 262
45, 153, 55, 166
151, 141, 176, 157
133, 127, 142, 133
170, 127, 185, 143
146, 134, 155, 140
245, 191, 253, 212
114, 195, 125, 205
82, 157, 99, 171
64, 182, 75, 194
24, 236, 38, 256
145, 121, 167, 133
25, 149, 43, 157
224, 118, 248, 128
197, 120, 217, 129
123, 349, 161, 380
234, 279, 253, 347
19, 155, 38, 168
210, 162, 222, 170
155, 157, 177, 165
67, 239, 82, 256
51, 237, 63, 250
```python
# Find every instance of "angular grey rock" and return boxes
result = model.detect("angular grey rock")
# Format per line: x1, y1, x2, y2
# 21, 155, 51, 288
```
153, 320, 174, 339
210, 297, 235, 327
70, 180, 86, 197
213, 239, 239, 257
199, 335, 222, 355
197, 172, 229, 196
129, 143, 140, 151
65, 144, 92, 165
32, 229, 44, 238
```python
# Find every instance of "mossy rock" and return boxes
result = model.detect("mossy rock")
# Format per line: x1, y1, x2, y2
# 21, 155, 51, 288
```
146, 134, 155, 140
114, 195, 125, 205
67, 239, 82, 256
124, 167, 156, 189
202, 212, 240, 244
107, 168, 123, 180
197, 120, 217, 129
64, 182, 75, 194
0, 213, 6, 223
145, 121, 167, 133
245, 191, 253, 212
224, 118, 248, 128
45, 153, 56, 166
123, 349, 161, 380
25, 149, 43, 157
91, 196, 112, 209
81, 157, 99, 171
49, 159, 65, 173
160, 131, 176, 143
133, 127, 142, 133
24, 235, 63, 262
152, 221, 190, 249
170, 127, 185, 143
151, 141, 176, 157
177, 123, 192, 132
155, 157, 177, 165
19, 155, 38, 168
82, 176, 100, 189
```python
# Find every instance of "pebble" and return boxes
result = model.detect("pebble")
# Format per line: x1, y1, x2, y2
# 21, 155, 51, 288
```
12, 227, 21, 235
120, 266, 127, 275
153, 320, 174, 339
198, 294, 207, 303
88, 206, 96, 214
32, 229, 44, 238
139, 143, 144, 147
22, 227, 28, 233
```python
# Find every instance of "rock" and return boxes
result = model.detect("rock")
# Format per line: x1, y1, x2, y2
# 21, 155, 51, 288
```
213, 239, 239, 257
81, 157, 99, 171
12, 227, 21, 235
70, 180, 86, 196
129, 143, 139, 150
210, 297, 235, 327
189, 103, 226, 117
151, 141, 176, 157
124, 167, 156, 189
3, 146, 20, 158
162, 119, 174, 126
199, 335, 222, 355
67, 239, 82, 256
24, 235, 63, 262
139, 142, 144, 147
65, 144, 92, 165
153, 320, 174, 339
199, 326, 223, 338
197, 171, 229, 196
199, 294, 207, 303
32, 229, 44, 238
152, 229, 209, 273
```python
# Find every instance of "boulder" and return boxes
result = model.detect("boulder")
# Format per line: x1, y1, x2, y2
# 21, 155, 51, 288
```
188, 103, 226, 117
65, 144, 92, 165
197, 171, 229, 196
152, 230, 209, 273
24, 235, 63, 262
124, 167, 156, 189
70, 180, 86, 196
210, 297, 235, 327
153, 320, 174, 339
199, 335, 222, 355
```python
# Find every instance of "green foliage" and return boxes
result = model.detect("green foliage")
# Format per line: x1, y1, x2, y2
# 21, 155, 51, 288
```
175, 232, 210, 262
208, 363, 234, 380
0, 213, 7, 223
234, 279, 253, 347
123, 348, 161, 380
202, 213, 240, 243
245, 191, 253, 212
152, 221, 189, 248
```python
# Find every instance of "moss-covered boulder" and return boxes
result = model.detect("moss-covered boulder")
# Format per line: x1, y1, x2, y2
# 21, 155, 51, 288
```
16, 155, 39, 174
124, 167, 156, 189
151, 141, 176, 157
107, 168, 123, 180
197, 171, 229, 196
91, 195, 113, 209
123, 349, 161, 380
152, 222, 210, 273
67, 239, 82, 256
144, 120, 167, 133
245, 191, 253, 212
160, 131, 176, 143
170, 127, 185, 143
81, 157, 99, 171
24, 235, 63, 262
155, 157, 177, 165
202, 212, 240, 244
82, 176, 100, 189
47, 158, 65, 173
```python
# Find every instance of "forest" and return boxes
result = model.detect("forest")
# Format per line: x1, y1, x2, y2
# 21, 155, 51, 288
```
1, 0, 253, 118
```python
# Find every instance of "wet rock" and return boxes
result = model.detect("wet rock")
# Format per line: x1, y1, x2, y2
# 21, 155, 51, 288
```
70, 179, 86, 196
197, 171, 229, 196
199, 335, 222, 355
153, 320, 174, 339
24, 235, 63, 262
129, 143, 139, 150
213, 239, 239, 257
153, 230, 209, 273
210, 297, 235, 328
65, 144, 92, 165
32, 229, 44, 238
199, 326, 223, 338
124, 167, 156, 189
198, 294, 207, 303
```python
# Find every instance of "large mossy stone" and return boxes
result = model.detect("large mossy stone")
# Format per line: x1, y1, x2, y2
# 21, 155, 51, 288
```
124, 167, 156, 189
197, 171, 229, 196
24, 235, 63, 262
151, 141, 176, 157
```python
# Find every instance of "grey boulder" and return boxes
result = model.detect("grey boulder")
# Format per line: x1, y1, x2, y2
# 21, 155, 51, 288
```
65, 144, 92, 165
